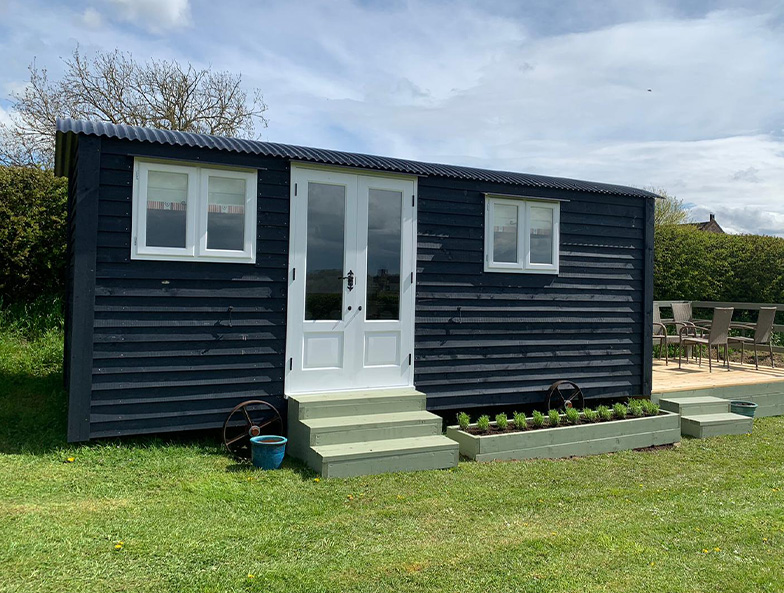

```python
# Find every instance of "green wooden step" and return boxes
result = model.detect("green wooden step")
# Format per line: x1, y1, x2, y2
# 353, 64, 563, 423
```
311, 435, 459, 479
301, 411, 442, 446
289, 388, 426, 420
680, 413, 753, 438
659, 395, 730, 416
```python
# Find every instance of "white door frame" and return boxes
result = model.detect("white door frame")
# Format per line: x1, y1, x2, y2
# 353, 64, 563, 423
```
284, 164, 418, 396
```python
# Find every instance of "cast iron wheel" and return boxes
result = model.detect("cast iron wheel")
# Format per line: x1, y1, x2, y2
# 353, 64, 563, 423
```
222, 400, 283, 459
546, 380, 585, 411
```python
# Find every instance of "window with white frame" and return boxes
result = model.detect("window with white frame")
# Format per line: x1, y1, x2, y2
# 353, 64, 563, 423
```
132, 160, 257, 262
484, 195, 560, 273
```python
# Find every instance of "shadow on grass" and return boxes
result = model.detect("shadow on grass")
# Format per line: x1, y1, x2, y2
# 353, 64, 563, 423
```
224, 456, 318, 480
0, 368, 230, 457
0, 368, 69, 454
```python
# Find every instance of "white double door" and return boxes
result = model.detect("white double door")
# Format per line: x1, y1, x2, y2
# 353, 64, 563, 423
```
285, 166, 416, 395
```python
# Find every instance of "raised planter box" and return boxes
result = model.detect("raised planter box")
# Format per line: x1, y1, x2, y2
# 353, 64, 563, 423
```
446, 411, 681, 462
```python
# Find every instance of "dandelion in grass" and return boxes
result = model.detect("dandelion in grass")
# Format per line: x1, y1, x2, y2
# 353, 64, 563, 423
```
247, 573, 255, 579
313, 478, 320, 482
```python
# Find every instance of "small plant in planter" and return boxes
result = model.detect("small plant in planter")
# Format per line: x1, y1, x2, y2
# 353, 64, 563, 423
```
548, 409, 561, 427
597, 405, 612, 422
565, 406, 580, 425
513, 411, 527, 430
476, 415, 491, 433
640, 399, 659, 416
582, 407, 598, 423
613, 403, 628, 420
531, 410, 545, 429
457, 412, 471, 431
495, 413, 509, 430
628, 401, 644, 417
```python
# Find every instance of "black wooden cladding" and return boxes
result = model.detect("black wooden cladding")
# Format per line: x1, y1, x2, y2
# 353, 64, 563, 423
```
60, 131, 652, 441
413, 176, 649, 410
65, 137, 289, 440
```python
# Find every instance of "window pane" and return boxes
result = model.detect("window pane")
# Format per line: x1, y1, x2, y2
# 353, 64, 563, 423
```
207, 176, 246, 251
146, 170, 187, 248
367, 189, 401, 320
493, 203, 518, 263
530, 206, 554, 264
305, 183, 345, 320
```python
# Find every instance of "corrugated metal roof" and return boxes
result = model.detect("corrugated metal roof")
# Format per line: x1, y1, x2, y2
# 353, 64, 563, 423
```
56, 118, 657, 199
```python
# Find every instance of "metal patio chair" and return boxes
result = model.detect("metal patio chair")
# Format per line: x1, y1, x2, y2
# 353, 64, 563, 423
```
672, 301, 701, 362
679, 307, 734, 372
728, 307, 777, 370
653, 304, 680, 365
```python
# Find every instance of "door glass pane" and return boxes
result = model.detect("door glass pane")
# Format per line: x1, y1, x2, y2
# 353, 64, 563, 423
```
306, 182, 345, 320
367, 189, 402, 320
207, 176, 246, 251
493, 203, 518, 263
146, 170, 187, 248
530, 206, 554, 264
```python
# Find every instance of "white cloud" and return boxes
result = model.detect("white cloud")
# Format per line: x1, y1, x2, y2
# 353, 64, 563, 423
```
104, 0, 191, 33
81, 7, 103, 29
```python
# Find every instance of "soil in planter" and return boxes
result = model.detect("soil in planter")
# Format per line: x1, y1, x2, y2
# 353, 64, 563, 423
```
462, 411, 663, 436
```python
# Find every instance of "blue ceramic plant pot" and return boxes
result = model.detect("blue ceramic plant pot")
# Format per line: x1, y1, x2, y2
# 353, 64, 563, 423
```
250, 435, 287, 470
730, 401, 758, 418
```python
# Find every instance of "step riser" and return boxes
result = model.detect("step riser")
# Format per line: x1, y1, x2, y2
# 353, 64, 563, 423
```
292, 397, 425, 420
681, 419, 753, 438
660, 402, 730, 416
309, 420, 442, 447
322, 448, 459, 479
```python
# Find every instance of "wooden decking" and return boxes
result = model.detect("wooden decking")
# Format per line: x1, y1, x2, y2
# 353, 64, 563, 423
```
653, 359, 784, 393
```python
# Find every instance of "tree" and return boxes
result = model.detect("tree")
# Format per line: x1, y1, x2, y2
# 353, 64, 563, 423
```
646, 186, 690, 227
0, 47, 268, 169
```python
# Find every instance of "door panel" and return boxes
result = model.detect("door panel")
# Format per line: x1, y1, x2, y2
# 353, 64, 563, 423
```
285, 166, 416, 395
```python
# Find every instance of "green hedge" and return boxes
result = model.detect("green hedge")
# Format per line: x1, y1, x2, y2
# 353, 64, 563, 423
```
654, 225, 784, 303
0, 166, 67, 304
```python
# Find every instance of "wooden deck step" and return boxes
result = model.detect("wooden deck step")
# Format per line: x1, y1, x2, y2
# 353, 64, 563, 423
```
300, 411, 443, 446
659, 395, 730, 416
311, 435, 458, 479
287, 388, 458, 478
288, 388, 426, 420
680, 412, 753, 439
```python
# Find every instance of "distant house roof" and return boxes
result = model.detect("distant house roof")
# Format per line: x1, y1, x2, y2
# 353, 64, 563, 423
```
683, 213, 725, 233
55, 118, 658, 200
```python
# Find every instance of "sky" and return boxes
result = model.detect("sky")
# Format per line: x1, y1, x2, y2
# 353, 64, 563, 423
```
1, 0, 783, 235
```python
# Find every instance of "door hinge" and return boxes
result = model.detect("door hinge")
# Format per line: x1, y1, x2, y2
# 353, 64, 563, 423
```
412, 194, 415, 207
409, 353, 412, 365
289, 358, 293, 371
410, 271, 413, 283
135, 168, 139, 180
294, 183, 297, 197
292, 267, 296, 281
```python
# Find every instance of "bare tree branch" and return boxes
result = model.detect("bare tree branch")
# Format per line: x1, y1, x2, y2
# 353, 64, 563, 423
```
0, 46, 269, 168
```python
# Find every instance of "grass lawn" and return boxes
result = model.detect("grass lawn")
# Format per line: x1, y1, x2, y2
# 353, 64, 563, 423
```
1, 312, 783, 592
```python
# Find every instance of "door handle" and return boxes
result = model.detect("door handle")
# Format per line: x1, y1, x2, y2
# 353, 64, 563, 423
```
338, 270, 355, 291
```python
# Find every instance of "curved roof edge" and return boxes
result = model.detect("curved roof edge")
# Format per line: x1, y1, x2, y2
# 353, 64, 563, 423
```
55, 118, 658, 199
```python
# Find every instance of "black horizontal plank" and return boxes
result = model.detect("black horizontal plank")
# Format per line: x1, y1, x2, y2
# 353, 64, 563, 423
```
94, 358, 279, 375
93, 329, 283, 343
94, 285, 278, 298
93, 345, 280, 359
